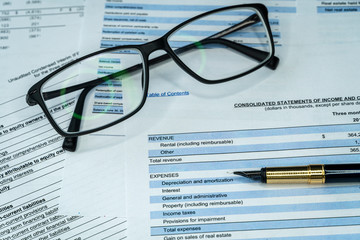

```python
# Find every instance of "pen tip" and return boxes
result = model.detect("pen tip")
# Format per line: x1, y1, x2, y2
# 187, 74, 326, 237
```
233, 170, 262, 182
233, 171, 248, 177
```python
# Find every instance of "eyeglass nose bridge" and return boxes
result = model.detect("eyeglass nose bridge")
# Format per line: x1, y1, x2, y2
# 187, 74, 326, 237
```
137, 37, 181, 77
140, 37, 170, 57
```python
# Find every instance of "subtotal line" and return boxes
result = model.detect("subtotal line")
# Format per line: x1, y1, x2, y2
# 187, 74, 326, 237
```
152, 223, 360, 236
0, 25, 66, 30
148, 152, 360, 166
0, 6, 84, 12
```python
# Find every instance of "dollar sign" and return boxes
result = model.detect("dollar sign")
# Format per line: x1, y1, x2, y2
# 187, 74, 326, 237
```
322, 134, 326, 139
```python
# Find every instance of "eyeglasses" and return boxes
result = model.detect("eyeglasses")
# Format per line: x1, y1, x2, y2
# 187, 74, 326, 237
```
26, 3, 279, 152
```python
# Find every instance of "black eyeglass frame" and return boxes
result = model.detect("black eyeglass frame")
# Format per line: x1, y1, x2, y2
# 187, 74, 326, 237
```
26, 3, 278, 139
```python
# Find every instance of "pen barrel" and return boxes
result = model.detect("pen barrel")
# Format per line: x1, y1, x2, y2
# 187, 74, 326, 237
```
265, 165, 325, 184
324, 164, 360, 183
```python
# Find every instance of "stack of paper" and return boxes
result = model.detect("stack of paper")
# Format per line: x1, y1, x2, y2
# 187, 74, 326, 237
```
1, 0, 360, 239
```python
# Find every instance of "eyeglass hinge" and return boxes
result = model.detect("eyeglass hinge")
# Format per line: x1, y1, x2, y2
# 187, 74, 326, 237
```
26, 89, 38, 106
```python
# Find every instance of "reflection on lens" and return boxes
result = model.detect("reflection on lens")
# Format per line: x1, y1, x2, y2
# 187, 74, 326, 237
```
41, 49, 145, 134
167, 7, 273, 81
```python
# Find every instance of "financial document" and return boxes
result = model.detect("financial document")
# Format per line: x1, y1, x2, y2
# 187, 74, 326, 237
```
126, 48, 360, 239
119, 1, 360, 239
11, 0, 359, 239
1, 1, 83, 54
58, 0, 296, 217
146, 125, 360, 239
1, 1, 126, 239
77, 0, 296, 52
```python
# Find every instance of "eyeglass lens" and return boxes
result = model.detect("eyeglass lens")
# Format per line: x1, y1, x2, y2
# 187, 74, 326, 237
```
168, 7, 272, 80
41, 49, 145, 134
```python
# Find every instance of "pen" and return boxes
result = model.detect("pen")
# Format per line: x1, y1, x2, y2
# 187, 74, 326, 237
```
234, 164, 360, 184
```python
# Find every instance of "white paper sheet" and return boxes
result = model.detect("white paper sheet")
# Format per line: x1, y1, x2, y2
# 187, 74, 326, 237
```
59, 141, 128, 217
125, 41, 360, 238
122, 1, 360, 239
57, 0, 297, 217
56, 0, 360, 239
1, 1, 127, 239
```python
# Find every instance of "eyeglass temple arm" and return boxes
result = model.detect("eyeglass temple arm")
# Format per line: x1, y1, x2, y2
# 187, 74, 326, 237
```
207, 38, 279, 69
208, 13, 279, 69
62, 87, 92, 151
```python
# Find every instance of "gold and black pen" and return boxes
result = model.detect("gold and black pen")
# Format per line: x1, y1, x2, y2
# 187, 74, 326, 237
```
234, 164, 360, 184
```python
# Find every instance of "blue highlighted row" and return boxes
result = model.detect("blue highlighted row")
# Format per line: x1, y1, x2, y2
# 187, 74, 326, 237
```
104, 15, 280, 26
150, 200, 360, 219
99, 58, 121, 64
98, 81, 122, 87
92, 105, 123, 114
101, 41, 144, 48
151, 215, 360, 235
100, 40, 276, 50
148, 123, 360, 142
318, 6, 360, 13
148, 138, 360, 157
150, 176, 240, 188
150, 185, 360, 203
94, 92, 122, 100
98, 69, 122, 75
103, 28, 270, 38
105, 3, 296, 13
149, 154, 360, 173
104, 17, 256, 24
